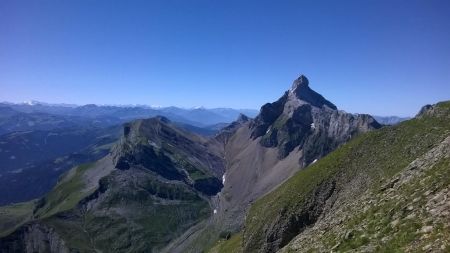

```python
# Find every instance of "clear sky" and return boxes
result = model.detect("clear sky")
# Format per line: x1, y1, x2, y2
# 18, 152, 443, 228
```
1, 0, 449, 116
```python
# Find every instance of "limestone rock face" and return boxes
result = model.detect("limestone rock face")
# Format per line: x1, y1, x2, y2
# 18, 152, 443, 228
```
0, 223, 69, 253
290, 75, 337, 110
250, 75, 381, 163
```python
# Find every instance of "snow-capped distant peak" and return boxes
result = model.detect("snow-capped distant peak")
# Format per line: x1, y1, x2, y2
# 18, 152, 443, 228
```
22, 100, 43, 106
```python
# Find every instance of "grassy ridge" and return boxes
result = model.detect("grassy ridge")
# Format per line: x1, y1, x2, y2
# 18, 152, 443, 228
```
0, 163, 94, 238
0, 201, 35, 237
34, 163, 94, 218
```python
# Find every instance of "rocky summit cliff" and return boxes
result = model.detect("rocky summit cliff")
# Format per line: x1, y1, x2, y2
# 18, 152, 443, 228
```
0, 75, 383, 253
250, 75, 380, 163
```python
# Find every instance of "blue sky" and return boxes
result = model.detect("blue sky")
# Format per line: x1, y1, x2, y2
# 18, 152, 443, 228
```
1, 0, 449, 116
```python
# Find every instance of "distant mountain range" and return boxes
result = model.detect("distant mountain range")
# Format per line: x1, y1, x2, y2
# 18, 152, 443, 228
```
373, 115, 411, 125
0, 101, 259, 127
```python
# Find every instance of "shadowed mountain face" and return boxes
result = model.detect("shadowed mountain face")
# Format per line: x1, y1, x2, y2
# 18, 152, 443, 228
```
0, 75, 382, 253
250, 76, 380, 163
111, 117, 224, 195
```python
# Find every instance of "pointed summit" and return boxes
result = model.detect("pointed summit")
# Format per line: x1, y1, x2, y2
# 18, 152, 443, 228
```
236, 113, 250, 123
290, 75, 337, 110
291, 75, 309, 90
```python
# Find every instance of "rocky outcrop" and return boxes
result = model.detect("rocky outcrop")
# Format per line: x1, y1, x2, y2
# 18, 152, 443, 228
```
416, 101, 450, 119
0, 223, 69, 253
250, 92, 288, 139
111, 117, 225, 195
214, 113, 251, 145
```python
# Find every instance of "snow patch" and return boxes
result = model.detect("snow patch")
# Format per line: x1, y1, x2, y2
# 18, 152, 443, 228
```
312, 159, 318, 164
213, 209, 217, 214
222, 174, 226, 184
148, 140, 159, 148
310, 123, 315, 129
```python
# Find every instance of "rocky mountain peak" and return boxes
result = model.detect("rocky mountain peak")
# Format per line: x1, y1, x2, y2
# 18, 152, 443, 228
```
237, 113, 250, 123
291, 75, 310, 90
415, 101, 450, 119
289, 75, 337, 110
250, 74, 381, 161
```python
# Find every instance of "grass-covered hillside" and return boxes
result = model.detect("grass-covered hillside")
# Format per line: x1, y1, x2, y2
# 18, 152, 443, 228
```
213, 101, 450, 252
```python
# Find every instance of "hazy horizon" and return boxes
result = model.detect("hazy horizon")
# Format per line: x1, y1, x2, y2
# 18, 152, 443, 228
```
0, 99, 260, 111
0, 98, 420, 118
2, 0, 450, 117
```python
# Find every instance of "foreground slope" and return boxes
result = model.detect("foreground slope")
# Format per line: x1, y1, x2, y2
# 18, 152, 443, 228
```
225, 101, 450, 252
0, 117, 224, 252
